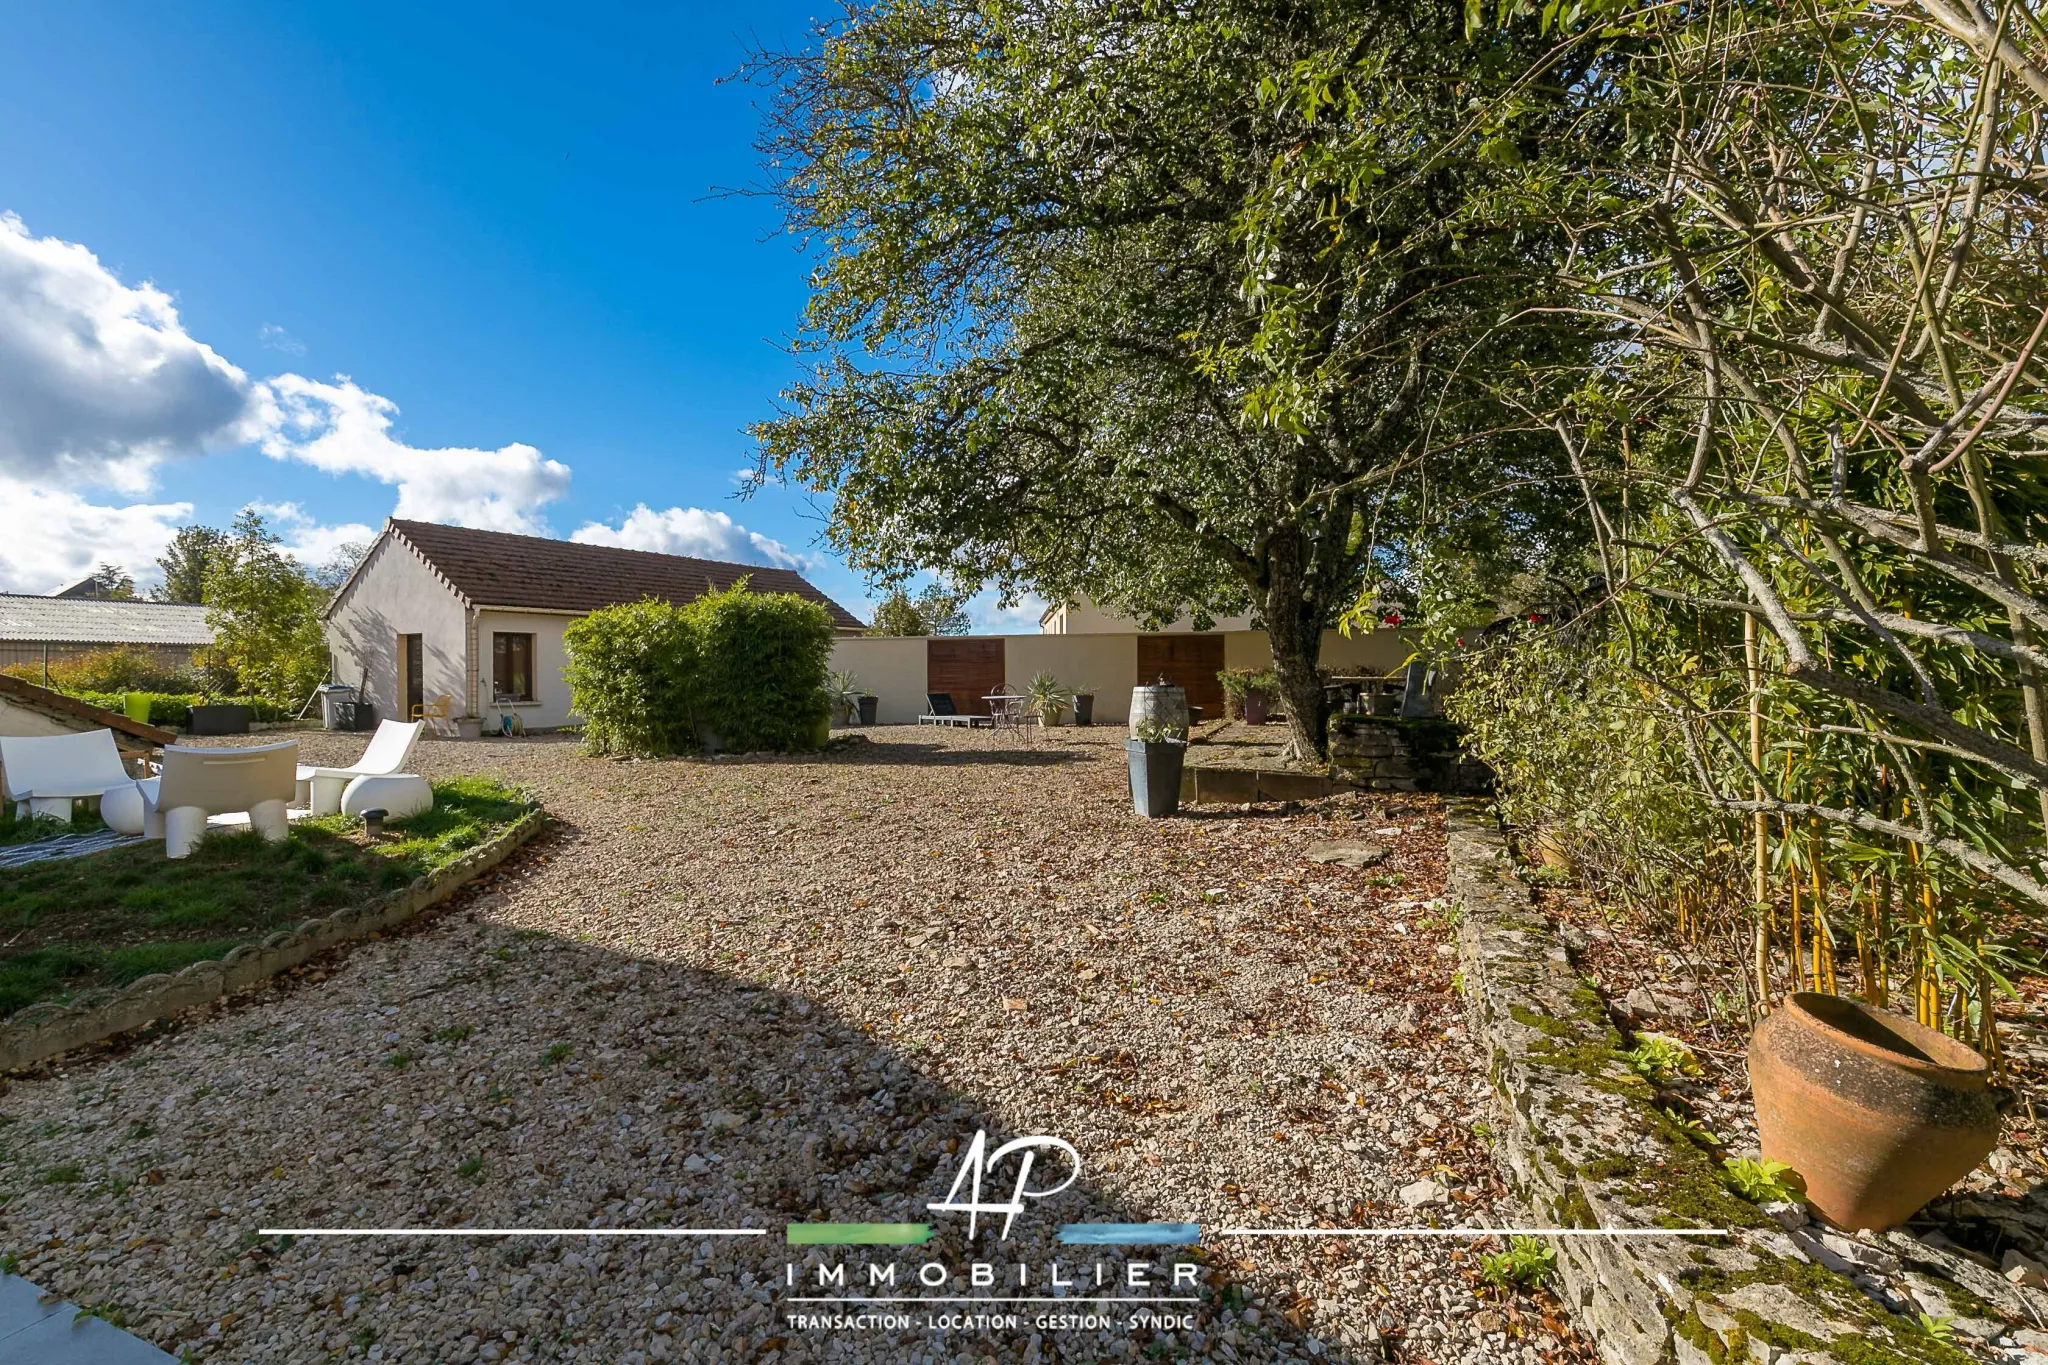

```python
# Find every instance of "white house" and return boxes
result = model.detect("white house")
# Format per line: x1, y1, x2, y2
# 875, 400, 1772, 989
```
323, 519, 864, 732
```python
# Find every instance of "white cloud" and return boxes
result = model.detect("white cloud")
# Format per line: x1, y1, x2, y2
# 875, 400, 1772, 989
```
245, 501, 377, 567
570, 505, 802, 569
0, 212, 257, 492
0, 213, 573, 535
969, 588, 1049, 634
259, 322, 305, 356
0, 477, 192, 593
256, 374, 571, 534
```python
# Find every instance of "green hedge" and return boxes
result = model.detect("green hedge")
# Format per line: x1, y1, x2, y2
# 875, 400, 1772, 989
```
564, 583, 834, 757
67, 692, 292, 727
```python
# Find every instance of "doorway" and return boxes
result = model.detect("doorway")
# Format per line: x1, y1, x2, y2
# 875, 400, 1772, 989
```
400, 633, 423, 721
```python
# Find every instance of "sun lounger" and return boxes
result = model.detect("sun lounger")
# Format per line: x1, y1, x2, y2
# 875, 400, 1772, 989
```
917, 692, 990, 728
297, 719, 422, 815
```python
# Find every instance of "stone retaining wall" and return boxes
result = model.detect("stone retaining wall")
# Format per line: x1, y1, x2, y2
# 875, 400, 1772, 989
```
1448, 802, 2043, 1365
0, 808, 545, 1073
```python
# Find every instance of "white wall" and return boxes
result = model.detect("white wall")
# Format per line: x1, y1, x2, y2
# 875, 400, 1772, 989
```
476, 609, 581, 731
830, 627, 1417, 725
324, 535, 470, 723
1041, 596, 1255, 634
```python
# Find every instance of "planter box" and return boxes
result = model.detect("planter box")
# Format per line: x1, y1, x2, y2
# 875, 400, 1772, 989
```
1126, 738, 1187, 818
187, 704, 251, 736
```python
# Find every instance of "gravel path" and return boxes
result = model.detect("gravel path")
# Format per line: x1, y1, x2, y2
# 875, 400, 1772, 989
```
0, 729, 1589, 1364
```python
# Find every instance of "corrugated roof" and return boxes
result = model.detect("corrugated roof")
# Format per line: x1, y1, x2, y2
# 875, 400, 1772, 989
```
378, 519, 866, 631
0, 595, 214, 646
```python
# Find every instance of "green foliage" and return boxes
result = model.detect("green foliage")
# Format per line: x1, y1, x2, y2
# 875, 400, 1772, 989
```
864, 584, 969, 637
565, 583, 834, 757
152, 524, 228, 604
1451, 627, 1746, 920
1477, 1236, 1556, 1290
1132, 717, 1186, 744
1021, 671, 1072, 724
203, 510, 329, 706
748, 0, 1594, 757
1622, 1035, 1700, 1082
56, 691, 290, 727
1216, 669, 1279, 701
1722, 1157, 1799, 1206
0, 646, 200, 694
562, 598, 701, 757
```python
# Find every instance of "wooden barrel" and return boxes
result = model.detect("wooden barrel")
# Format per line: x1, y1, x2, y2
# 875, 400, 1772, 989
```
1129, 683, 1189, 738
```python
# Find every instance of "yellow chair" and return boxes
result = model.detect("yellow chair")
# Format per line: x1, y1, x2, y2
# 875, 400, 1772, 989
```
412, 692, 457, 738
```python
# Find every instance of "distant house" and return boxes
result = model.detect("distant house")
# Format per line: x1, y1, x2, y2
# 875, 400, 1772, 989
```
0, 594, 213, 680
1038, 596, 1255, 634
323, 519, 864, 732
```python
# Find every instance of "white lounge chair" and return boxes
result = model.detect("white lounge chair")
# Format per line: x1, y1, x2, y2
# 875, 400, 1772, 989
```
297, 719, 422, 816
137, 741, 300, 858
0, 729, 141, 823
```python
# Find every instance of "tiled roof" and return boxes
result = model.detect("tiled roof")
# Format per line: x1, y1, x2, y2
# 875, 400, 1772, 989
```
0, 595, 213, 646
379, 520, 865, 630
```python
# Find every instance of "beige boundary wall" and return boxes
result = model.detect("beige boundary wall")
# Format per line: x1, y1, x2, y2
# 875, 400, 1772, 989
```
830, 627, 1416, 725
0, 808, 546, 1073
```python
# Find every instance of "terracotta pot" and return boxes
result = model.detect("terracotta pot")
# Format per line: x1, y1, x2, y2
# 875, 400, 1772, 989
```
1747, 992, 2001, 1231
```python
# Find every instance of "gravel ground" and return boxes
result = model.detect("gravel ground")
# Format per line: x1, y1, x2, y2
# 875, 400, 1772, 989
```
0, 728, 1591, 1364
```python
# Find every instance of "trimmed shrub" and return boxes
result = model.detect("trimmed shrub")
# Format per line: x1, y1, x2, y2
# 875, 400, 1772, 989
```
562, 599, 701, 757
682, 583, 834, 753
63, 692, 290, 727
563, 584, 834, 757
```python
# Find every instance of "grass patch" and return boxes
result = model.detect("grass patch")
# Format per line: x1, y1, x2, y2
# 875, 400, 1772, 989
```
0, 806, 104, 848
0, 778, 534, 1016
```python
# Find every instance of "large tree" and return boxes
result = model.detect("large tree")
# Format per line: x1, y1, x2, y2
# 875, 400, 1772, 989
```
750, 0, 1590, 757
152, 525, 228, 605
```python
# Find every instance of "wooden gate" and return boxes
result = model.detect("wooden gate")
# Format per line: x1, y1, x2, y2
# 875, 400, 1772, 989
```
927, 638, 1006, 716
1137, 634, 1226, 717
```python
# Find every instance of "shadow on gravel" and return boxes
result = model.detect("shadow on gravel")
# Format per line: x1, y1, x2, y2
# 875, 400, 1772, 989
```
17, 925, 1364, 1363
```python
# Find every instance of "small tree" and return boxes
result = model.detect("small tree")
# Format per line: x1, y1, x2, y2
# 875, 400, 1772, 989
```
77, 562, 135, 598
152, 525, 227, 604
202, 510, 328, 706
865, 584, 970, 637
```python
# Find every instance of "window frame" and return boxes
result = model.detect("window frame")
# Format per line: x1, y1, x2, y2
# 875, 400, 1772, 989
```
491, 632, 537, 703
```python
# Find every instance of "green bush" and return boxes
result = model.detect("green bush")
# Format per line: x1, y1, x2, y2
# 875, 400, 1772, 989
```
564, 584, 833, 757
63, 691, 290, 727
0, 646, 200, 694
563, 599, 701, 756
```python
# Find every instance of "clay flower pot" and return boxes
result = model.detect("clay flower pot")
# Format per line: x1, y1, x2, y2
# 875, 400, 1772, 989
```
1748, 992, 2001, 1231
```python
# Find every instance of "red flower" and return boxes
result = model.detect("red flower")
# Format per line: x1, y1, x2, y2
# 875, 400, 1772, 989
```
1381, 611, 1402, 625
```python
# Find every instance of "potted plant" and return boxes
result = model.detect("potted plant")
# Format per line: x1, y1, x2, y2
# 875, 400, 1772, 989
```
1127, 716, 1187, 817
826, 670, 864, 727
1218, 668, 1280, 725
188, 696, 252, 735
1071, 686, 1095, 726
1023, 670, 1073, 728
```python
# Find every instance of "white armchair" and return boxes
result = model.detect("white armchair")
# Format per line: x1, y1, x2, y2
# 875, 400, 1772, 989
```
296, 719, 423, 816
0, 729, 141, 823
140, 741, 300, 858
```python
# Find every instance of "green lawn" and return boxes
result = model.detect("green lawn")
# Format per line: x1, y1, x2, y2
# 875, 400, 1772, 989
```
0, 777, 536, 1017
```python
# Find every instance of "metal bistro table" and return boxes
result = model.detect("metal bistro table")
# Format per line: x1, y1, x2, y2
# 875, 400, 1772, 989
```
983, 693, 1032, 739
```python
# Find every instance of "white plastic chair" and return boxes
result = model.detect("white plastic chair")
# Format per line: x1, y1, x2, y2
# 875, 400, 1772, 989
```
296, 719, 423, 815
0, 729, 140, 823
138, 741, 299, 858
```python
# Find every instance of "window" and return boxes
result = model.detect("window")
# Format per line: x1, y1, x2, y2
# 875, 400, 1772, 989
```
491, 633, 535, 702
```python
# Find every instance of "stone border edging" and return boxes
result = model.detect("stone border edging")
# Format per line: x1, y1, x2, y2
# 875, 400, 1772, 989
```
1447, 800, 2010, 1365
0, 807, 545, 1073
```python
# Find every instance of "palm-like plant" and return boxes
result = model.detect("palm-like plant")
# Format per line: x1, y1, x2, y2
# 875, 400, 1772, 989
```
1022, 670, 1072, 727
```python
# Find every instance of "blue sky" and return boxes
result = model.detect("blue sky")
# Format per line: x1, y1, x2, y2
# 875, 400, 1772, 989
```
0, 3, 1030, 623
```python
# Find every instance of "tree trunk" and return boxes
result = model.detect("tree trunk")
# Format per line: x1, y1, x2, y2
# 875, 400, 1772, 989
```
1265, 589, 1330, 763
